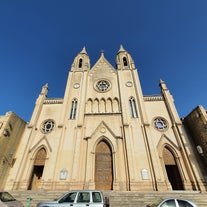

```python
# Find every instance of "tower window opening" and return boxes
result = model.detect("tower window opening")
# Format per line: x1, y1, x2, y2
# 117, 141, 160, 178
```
129, 97, 138, 118
70, 99, 78, 119
78, 58, 83, 68
123, 57, 128, 66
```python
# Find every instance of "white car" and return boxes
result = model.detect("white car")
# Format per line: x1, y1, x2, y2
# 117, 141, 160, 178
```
0, 191, 23, 207
147, 198, 198, 207
37, 190, 106, 207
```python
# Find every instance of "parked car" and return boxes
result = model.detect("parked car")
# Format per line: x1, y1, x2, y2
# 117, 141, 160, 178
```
0, 191, 23, 207
37, 190, 107, 207
147, 198, 198, 207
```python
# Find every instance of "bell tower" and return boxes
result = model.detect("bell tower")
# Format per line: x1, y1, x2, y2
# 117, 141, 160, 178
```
60, 47, 90, 126
115, 45, 146, 124
116, 45, 135, 70
71, 47, 90, 71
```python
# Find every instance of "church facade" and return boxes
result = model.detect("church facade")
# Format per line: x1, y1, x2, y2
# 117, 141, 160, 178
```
4, 46, 206, 191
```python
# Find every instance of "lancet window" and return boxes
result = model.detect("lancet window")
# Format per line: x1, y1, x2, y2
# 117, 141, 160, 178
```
78, 58, 83, 68
129, 97, 138, 118
70, 99, 78, 119
123, 57, 128, 66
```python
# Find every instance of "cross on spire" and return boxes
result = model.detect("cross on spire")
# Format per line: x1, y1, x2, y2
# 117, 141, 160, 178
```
100, 49, 104, 55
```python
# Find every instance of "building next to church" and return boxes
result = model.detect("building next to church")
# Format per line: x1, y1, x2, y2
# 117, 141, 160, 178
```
4, 46, 206, 191
184, 105, 207, 179
0, 112, 26, 189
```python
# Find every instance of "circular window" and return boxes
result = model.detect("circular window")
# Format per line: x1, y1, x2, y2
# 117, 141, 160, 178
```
40, 119, 55, 134
73, 83, 80, 89
153, 117, 168, 131
126, 81, 133, 87
95, 80, 111, 92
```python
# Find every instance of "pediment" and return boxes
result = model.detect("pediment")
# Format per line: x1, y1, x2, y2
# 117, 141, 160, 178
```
29, 135, 52, 153
87, 121, 121, 140
157, 134, 180, 157
89, 53, 117, 79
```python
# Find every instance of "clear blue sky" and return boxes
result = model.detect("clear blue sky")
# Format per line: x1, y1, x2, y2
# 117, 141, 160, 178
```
0, 0, 207, 121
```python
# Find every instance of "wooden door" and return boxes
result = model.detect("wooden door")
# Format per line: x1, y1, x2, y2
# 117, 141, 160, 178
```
28, 148, 46, 190
95, 140, 113, 190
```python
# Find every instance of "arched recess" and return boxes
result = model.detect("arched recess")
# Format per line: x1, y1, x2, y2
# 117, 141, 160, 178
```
106, 98, 112, 113
95, 139, 113, 190
100, 98, 106, 113
94, 98, 99, 113
163, 145, 184, 190
86, 98, 93, 113
113, 98, 119, 113
28, 147, 47, 190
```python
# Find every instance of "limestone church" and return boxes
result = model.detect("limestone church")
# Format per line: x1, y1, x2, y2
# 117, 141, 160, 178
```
4, 46, 206, 191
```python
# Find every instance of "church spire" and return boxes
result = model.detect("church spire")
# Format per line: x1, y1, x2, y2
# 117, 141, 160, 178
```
71, 47, 90, 71
118, 44, 126, 53
41, 83, 48, 96
159, 79, 168, 90
116, 45, 135, 70
80, 46, 88, 55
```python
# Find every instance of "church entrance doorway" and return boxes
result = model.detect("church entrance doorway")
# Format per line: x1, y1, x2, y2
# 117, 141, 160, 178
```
95, 140, 113, 190
28, 148, 46, 190
163, 147, 184, 190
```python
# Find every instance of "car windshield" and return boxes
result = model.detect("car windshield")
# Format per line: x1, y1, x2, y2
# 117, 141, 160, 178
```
59, 192, 77, 203
177, 199, 194, 207
0, 192, 16, 202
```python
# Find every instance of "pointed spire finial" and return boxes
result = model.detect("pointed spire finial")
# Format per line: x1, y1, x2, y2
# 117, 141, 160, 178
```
41, 83, 48, 95
159, 79, 168, 90
118, 44, 126, 52
160, 79, 164, 84
80, 46, 88, 54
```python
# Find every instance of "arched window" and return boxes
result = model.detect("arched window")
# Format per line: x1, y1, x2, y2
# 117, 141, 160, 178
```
70, 99, 78, 119
129, 97, 138, 118
123, 57, 128, 66
78, 58, 83, 68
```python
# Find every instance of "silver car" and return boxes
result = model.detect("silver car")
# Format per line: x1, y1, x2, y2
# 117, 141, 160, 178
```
147, 198, 198, 207
0, 191, 23, 207
37, 190, 106, 207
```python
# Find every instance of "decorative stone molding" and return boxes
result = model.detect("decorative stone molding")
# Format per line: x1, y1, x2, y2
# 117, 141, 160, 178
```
143, 95, 163, 102
44, 98, 63, 104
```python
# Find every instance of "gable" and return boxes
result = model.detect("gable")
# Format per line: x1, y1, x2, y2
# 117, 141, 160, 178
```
89, 53, 117, 82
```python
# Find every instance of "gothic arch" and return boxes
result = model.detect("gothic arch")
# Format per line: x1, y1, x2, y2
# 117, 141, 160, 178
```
28, 147, 47, 190
159, 140, 184, 190
94, 98, 99, 113
29, 136, 52, 153
100, 98, 106, 113
113, 97, 119, 112
86, 98, 93, 113
93, 136, 114, 153
106, 98, 112, 113
31, 145, 48, 158
94, 138, 114, 190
